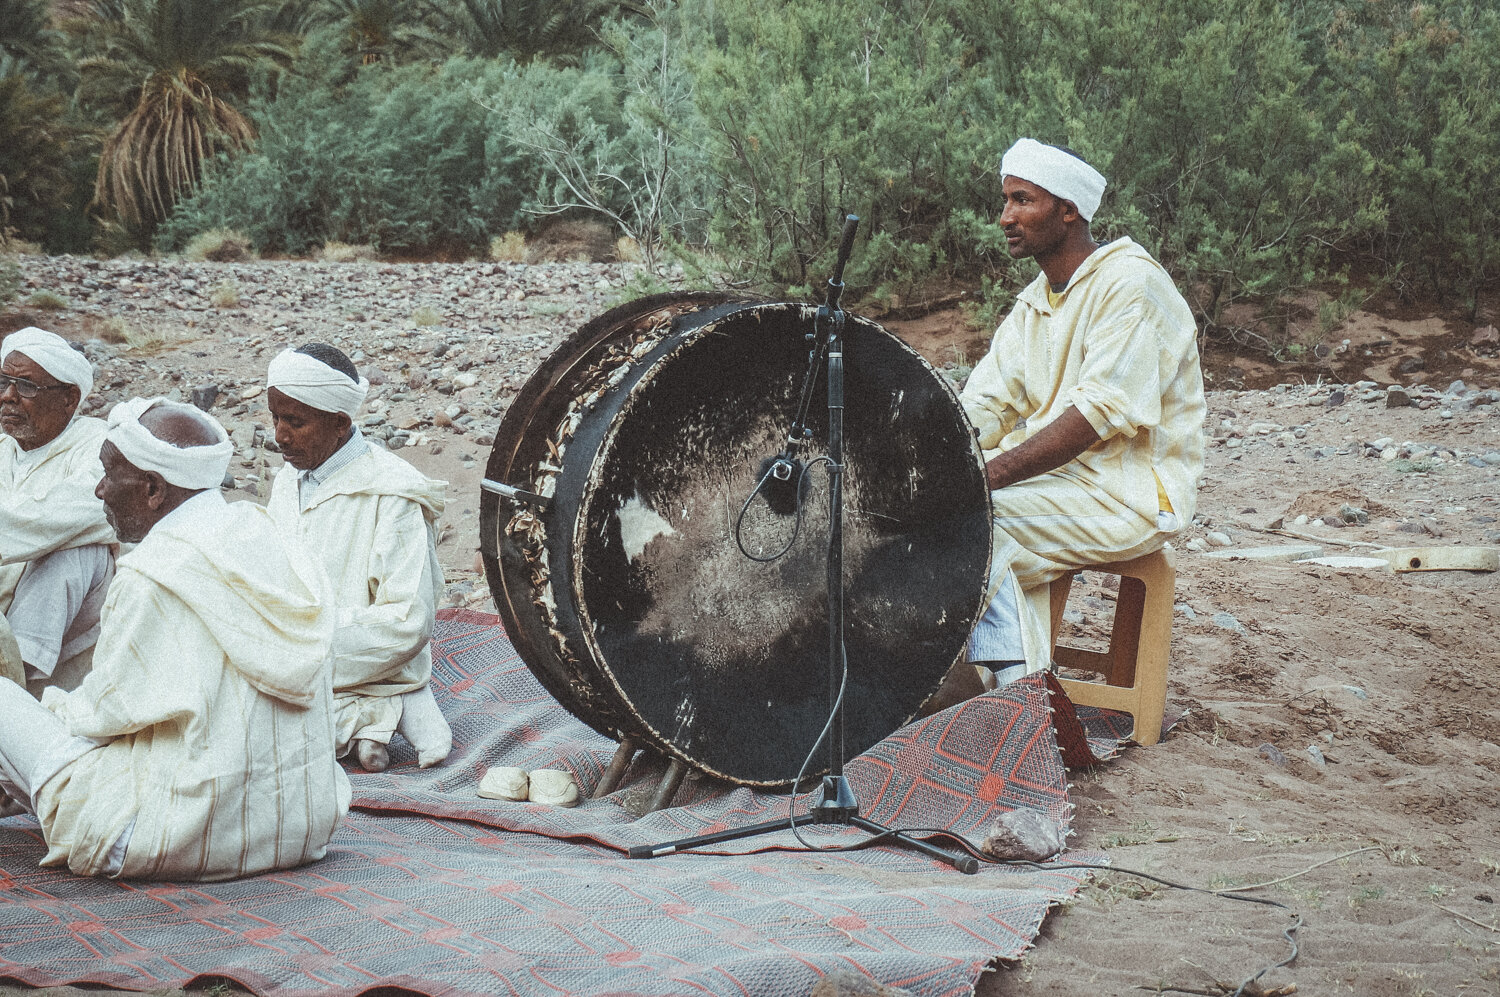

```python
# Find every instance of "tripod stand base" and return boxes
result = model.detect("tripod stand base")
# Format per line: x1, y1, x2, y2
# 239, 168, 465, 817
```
627, 804, 980, 875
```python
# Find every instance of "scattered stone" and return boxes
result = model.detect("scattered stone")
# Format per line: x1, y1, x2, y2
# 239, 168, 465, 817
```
1325, 389, 1345, 408
1257, 743, 1288, 768
1185, 537, 1209, 553
1385, 387, 1410, 408
190, 383, 220, 411
980, 809, 1066, 862
1338, 504, 1369, 525
1206, 531, 1233, 546
1212, 611, 1246, 634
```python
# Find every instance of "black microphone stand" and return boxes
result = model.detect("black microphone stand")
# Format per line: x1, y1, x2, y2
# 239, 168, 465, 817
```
629, 215, 978, 874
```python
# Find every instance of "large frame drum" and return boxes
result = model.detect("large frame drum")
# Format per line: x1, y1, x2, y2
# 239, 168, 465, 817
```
480, 294, 992, 789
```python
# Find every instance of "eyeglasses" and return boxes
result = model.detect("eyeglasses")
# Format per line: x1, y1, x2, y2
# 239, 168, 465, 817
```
0, 374, 71, 399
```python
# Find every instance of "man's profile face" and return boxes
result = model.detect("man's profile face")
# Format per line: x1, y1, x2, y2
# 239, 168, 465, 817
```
95, 441, 155, 543
0, 352, 81, 451
999, 176, 1071, 262
268, 387, 350, 471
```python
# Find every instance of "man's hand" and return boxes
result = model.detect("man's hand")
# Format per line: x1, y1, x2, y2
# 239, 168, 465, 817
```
984, 406, 1102, 491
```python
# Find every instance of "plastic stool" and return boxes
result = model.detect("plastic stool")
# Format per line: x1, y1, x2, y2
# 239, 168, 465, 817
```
1047, 545, 1175, 746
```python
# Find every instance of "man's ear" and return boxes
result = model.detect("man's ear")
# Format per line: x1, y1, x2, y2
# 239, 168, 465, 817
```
143, 471, 170, 510
64, 386, 82, 412
1059, 199, 1082, 225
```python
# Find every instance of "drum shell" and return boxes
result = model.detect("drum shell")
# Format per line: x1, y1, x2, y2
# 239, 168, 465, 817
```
482, 297, 992, 788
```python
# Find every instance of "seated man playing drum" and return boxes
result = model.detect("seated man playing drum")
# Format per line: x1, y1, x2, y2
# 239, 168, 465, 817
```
0, 328, 116, 696
959, 139, 1206, 685
265, 343, 452, 772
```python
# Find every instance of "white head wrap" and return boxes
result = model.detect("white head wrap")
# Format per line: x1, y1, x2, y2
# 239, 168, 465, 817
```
106, 397, 233, 491
1000, 138, 1107, 221
1, 326, 94, 401
266, 348, 368, 417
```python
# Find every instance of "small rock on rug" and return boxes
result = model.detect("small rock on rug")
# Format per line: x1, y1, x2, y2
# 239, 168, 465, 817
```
0, 609, 1105, 997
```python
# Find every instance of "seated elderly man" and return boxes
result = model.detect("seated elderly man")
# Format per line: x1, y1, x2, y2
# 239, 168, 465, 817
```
0, 328, 115, 695
958, 139, 1206, 686
0, 397, 350, 879
266, 343, 451, 772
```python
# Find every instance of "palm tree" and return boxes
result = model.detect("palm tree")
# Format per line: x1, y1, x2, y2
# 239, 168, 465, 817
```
430, 0, 645, 62
313, 0, 446, 65
74, 0, 295, 228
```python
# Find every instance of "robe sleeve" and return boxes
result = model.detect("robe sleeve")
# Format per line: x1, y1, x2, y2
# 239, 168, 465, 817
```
1066, 284, 1171, 442
0, 448, 114, 566
43, 566, 215, 739
329, 495, 437, 682
959, 312, 1030, 450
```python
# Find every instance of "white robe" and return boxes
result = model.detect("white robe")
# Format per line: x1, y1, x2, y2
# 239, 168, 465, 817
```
268, 445, 446, 752
0, 417, 116, 684
960, 238, 1206, 670
36, 492, 350, 880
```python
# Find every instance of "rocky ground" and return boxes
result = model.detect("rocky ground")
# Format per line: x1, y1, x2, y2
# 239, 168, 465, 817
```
3, 254, 1499, 997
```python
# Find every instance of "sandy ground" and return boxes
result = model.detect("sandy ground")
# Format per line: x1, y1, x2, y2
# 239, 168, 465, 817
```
3, 256, 1499, 997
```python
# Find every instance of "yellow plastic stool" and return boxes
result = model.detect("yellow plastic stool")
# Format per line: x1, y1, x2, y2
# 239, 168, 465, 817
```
1047, 545, 1175, 746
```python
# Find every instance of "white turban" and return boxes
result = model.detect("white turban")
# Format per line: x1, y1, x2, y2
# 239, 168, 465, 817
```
266, 348, 368, 417
1000, 138, 1107, 222
1, 326, 93, 401
106, 397, 233, 491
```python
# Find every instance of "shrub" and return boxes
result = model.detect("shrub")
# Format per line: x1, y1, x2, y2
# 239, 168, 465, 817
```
0, 252, 19, 303
159, 56, 540, 257
489, 231, 525, 261
410, 305, 443, 326
319, 241, 378, 262
24, 288, 68, 310
208, 279, 240, 307
181, 228, 255, 262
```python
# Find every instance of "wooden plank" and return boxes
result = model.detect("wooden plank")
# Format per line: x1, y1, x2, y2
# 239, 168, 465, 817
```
1375, 546, 1499, 573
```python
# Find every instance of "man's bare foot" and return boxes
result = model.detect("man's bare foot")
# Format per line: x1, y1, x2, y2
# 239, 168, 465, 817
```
355, 739, 390, 772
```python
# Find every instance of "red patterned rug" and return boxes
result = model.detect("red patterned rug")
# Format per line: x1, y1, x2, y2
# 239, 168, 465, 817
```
0, 609, 1114, 997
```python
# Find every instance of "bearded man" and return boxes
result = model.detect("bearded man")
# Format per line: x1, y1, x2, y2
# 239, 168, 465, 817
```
265, 343, 452, 772
959, 139, 1206, 684
0, 327, 116, 695
0, 398, 349, 879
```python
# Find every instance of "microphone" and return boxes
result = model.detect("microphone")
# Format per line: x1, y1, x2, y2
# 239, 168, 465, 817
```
755, 452, 809, 516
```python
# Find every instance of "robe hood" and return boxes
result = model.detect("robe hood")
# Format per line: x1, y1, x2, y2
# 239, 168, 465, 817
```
300, 444, 447, 523
120, 501, 331, 707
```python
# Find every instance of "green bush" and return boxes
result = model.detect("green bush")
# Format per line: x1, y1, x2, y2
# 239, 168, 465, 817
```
159, 54, 540, 256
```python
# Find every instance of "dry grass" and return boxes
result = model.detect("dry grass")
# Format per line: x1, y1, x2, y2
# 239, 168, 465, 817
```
489, 231, 526, 263
182, 229, 254, 262
208, 280, 240, 308
319, 242, 378, 263
24, 289, 69, 310
92, 315, 185, 354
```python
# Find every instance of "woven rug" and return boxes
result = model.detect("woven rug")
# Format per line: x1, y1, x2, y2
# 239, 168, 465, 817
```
0, 609, 1108, 997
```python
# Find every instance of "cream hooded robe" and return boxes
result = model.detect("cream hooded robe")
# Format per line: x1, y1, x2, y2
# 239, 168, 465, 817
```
36, 492, 350, 880
267, 444, 446, 752
0, 417, 115, 683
